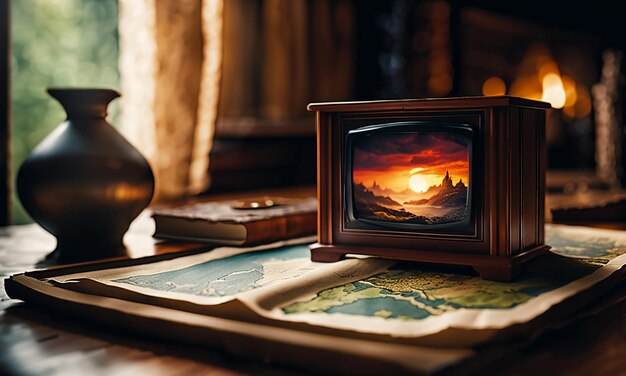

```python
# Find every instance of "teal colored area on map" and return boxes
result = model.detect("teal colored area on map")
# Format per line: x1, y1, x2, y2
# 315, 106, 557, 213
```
283, 227, 626, 321
114, 245, 309, 297
327, 296, 432, 320
547, 231, 623, 260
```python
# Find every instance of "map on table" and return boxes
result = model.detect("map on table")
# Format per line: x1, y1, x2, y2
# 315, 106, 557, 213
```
104, 225, 625, 330
30, 224, 625, 347
114, 244, 311, 298
282, 226, 626, 321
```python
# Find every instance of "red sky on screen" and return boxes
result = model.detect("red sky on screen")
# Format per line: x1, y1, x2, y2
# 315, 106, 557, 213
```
352, 133, 469, 192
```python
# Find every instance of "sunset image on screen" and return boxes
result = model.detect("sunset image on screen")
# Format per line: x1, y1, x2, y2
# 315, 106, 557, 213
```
352, 132, 469, 225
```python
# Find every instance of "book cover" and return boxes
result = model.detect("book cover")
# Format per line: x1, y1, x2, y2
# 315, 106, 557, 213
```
151, 196, 317, 246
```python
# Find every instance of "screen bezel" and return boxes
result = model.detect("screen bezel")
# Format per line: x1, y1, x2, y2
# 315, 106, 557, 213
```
344, 121, 475, 234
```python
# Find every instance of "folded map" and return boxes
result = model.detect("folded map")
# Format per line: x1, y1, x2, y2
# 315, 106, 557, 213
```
37, 224, 626, 347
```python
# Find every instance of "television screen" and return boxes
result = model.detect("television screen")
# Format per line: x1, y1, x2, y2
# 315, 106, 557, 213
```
347, 123, 471, 229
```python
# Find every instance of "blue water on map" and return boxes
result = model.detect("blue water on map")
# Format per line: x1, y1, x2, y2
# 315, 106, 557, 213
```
114, 244, 309, 297
547, 231, 619, 258
326, 296, 432, 320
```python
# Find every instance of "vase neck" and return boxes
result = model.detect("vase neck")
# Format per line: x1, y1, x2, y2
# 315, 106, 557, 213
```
48, 88, 120, 119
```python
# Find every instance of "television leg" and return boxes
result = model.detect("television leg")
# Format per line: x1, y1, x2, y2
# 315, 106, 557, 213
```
310, 249, 345, 263
472, 264, 525, 282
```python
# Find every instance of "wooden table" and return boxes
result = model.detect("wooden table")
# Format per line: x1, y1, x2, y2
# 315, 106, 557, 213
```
1, 212, 625, 376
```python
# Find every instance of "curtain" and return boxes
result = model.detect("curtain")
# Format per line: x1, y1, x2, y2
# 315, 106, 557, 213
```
118, 0, 223, 200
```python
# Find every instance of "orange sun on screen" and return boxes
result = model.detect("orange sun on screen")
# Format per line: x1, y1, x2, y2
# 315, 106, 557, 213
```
408, 174, 428, 193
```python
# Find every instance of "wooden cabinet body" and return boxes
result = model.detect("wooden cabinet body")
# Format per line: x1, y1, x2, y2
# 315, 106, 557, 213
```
308, 96, 551, 281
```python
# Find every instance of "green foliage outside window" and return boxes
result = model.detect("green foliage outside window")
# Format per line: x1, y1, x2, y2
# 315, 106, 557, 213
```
11, 0, 119, 224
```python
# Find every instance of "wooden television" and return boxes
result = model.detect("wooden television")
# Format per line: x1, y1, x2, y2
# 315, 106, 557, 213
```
308, 96, 551, 281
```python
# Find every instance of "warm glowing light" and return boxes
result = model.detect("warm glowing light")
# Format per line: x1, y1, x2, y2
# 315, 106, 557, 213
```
563, 103, 576, 118
482, 76, 506, 96
574, 84, 592, 118
510, 74, 543, 101
541, 73, 566, 109
409, 167, 427, 175
428, 74, 453, 96
562, 76, 578, 107
409, 174, 429, 193
507, 45, 587, 117
538, 61, 559, 80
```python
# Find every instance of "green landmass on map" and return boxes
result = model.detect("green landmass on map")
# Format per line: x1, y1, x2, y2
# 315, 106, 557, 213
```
283, 229, 625, 321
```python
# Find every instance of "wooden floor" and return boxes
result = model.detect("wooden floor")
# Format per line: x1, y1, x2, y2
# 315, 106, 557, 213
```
1, 214, 625, 376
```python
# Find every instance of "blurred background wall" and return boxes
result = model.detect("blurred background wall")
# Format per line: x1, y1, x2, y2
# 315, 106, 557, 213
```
9, 0, 626, 223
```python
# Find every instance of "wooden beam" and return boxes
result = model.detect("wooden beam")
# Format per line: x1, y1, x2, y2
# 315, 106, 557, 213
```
0, 0, 10, 225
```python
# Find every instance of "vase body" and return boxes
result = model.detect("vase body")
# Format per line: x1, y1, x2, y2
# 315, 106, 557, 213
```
17, 88, 155, 263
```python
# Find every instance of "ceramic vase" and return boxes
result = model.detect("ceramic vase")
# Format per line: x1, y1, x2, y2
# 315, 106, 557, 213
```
17, 88, 155, 263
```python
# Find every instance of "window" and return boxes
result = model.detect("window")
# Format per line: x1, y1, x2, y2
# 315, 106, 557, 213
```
10, 0, 119, 224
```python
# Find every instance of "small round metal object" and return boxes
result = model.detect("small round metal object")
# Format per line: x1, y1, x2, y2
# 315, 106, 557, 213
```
231, 198, 279, 210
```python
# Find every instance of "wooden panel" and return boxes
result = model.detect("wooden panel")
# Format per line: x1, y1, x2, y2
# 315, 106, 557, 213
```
330, 113, 344, 244
310, 0, 355, 102
307, 96, 550, 112
508, 107, 521, 254
207, 136, 315, 194
317, 113, 332, 244
215, 117, 315, 137
496, 107, 510, 255
218, 0, 261, 118
487, 108, 498, 255
538, 110, 546, 244
0, 0, 9, 226
218, 1, 356, 120
311, 98, 548, 280
210, 139, 303, 170
261, 0, 309, 119
521, 108, 538, 250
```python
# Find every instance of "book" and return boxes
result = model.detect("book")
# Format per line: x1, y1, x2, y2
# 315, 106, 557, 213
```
151, 196, 317, 246
548, 190, 626, 224
5, 224, 626, 374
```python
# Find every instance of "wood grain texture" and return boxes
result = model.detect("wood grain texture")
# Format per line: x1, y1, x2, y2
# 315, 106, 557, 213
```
0, 214, 279, 376
307, 96, 551, 112
310, 98, 548, 280
480, 281, 626, 376
1, 210, 625, 375
309, 0, 355, 102
218, 0, 261, 118
0, 216, 626, 375
261, 0, 309, 119
0, 301, 285, 376
207, 135, 316, 193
